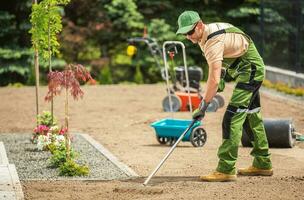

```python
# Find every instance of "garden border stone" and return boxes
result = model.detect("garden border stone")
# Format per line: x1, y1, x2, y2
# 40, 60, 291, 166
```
0, 164, 24, 200
0, 142, 9, 164
79, 133, 139, 177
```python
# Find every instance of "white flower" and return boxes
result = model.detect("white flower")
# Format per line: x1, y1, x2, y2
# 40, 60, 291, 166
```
53, 135, 66, 147
36, 135, 51, 151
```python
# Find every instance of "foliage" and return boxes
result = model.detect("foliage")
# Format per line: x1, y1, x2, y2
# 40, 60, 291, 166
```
99, 65, 113, 84
105, 0, 144, 40
77, 43, 101, 61
0, 1, 32, 47
0, 11, 16, 39
263, 79, 304, 97
59, 159, 89, 176
1, 0, 303, 85
134, 64, 144, 84
45, 63, 92, 164
227, 7, 260, 18
31, 111, 66, 150
45, 64, 92, 101
7, 83, 24, 88
37, 111, 57, 126
29, 0, 70, 61
147, 19, 178, 43
0, 48, 33, 86
48, 146, 76, 168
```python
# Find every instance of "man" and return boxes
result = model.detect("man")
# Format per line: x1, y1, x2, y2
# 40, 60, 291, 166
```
176, 10, 272, 182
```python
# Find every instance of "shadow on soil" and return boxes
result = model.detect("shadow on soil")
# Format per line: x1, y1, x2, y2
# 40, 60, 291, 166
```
142, 144, 193, 148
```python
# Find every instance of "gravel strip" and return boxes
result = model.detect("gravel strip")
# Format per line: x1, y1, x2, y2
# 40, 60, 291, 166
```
0, 133, 130, 181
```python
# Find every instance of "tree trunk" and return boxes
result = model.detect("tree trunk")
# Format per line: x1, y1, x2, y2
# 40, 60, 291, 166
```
65, 85, 71, 161
47, 4, 54, 124
33, 0, 39, 126
34, 49, 39, 125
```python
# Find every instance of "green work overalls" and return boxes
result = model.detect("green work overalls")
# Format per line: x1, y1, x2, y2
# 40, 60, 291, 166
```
207, 26, 272, 175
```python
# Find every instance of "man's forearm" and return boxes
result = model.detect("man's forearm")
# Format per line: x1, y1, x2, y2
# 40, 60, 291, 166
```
203, 61, 222, 103
203, 79, 218, 103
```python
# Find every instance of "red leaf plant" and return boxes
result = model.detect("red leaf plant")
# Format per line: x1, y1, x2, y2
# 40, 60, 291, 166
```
45, 64, 92, 101
45, 64, 92, 160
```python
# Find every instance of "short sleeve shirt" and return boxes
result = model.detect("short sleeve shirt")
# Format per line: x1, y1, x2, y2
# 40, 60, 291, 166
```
198, 23, 249, 66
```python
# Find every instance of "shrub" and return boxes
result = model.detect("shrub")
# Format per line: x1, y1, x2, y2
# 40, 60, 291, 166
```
262, 79, 304, 96
37, 111, 57, 127
59, 159, 89, 176
48, 146, 77, 168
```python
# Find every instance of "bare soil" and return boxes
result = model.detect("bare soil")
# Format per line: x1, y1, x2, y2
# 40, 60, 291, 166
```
1, 83, 304, 200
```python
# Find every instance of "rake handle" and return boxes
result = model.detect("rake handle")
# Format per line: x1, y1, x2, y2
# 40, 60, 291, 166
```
143, 119, 197, 186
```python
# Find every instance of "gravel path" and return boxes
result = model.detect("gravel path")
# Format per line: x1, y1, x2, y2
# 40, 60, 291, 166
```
0, 133, 129, 180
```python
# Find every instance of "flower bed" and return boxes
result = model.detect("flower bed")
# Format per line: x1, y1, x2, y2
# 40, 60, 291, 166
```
0, 133, 129, 180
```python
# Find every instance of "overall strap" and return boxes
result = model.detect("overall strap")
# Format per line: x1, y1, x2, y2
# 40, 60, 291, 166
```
207, 29, 226, 40
206, 26, 250, 41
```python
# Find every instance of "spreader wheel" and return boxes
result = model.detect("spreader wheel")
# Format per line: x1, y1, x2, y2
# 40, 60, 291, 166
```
168, 137, 177, 146
156, 136, 169, 145
190, 126, 207, 147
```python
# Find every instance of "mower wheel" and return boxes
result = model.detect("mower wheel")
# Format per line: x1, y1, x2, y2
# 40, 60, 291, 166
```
156, 136, 170, 145
190, 126, 207, 147
214, 94, 225, 108
206, 98, 219, 112
162, 94, 181, 112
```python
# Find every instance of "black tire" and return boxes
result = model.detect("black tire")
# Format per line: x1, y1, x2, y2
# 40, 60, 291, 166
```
162, 94, 182, 112
190, 126, 207, 147
156, 136, 170, 145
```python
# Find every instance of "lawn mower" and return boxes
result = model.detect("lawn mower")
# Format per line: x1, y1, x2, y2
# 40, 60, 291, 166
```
127, 37, 225, 113
161, 41, 224, 113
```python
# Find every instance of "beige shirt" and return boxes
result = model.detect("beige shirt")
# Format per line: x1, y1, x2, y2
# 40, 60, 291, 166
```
199, 23, 249, 66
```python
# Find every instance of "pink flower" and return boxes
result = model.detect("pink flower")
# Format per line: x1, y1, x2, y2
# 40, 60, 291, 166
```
59, 127, 68, 135
33, 125, 50, 135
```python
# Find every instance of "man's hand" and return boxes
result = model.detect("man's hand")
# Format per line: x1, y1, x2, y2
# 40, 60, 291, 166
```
192, 100, 209, 120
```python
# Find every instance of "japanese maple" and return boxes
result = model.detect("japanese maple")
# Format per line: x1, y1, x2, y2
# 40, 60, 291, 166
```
45, 64, 92, 159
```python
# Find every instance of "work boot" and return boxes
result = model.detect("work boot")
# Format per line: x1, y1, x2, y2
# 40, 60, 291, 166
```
238, 166, 273, 176
200, 171, 237, 182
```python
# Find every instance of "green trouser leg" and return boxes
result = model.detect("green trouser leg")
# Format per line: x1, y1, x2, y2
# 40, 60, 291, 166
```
216, 111, 247, 175
247, 112, 272, 169
216, 86, 271, 175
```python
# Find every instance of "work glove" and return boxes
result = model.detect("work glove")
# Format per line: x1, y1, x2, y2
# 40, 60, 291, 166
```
192, 100, 210, 120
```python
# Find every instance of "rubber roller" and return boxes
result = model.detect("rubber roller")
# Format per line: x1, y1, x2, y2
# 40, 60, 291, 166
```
241, 118, 296, 148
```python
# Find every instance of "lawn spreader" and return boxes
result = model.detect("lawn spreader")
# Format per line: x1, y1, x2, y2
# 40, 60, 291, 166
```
151, 118, 207, 147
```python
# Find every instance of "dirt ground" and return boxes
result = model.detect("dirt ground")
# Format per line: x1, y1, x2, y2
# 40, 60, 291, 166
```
0, 83, 304, 200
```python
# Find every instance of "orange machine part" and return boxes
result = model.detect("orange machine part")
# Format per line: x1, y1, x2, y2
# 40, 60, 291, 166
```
175, 92, 201, 111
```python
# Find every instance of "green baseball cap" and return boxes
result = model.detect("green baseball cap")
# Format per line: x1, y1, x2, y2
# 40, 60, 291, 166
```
176, 11, 201, 35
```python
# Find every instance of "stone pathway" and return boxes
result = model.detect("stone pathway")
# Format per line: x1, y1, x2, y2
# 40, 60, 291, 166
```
0, 142, 24, 200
